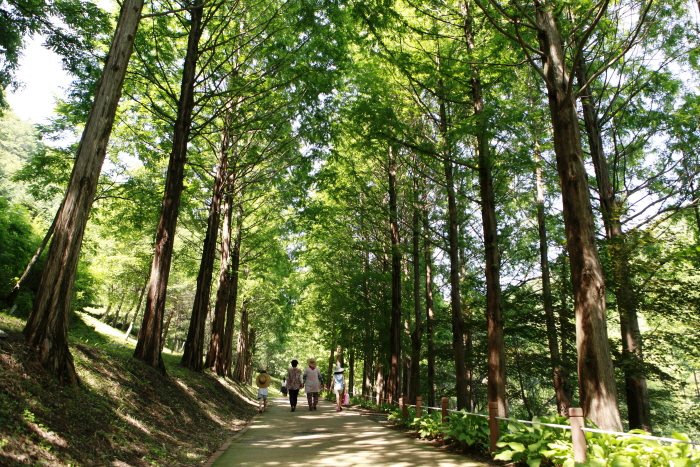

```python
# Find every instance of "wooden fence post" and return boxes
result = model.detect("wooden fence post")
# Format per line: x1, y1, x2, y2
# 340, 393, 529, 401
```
400, 396, 408, 419
416, 396, 422, 419
441, 397, 449, 424
441, 397, 449, 446
488, 401, 499, 453
569, 407, 587, 462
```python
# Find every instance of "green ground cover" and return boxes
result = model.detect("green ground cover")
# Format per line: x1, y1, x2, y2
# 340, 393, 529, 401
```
0, 311, 258, 467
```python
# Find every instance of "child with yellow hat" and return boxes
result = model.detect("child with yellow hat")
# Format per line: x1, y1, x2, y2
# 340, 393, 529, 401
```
256, 370, 271, 413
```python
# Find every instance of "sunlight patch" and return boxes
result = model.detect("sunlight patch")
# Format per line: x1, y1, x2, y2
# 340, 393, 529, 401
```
120, 413, 152, 435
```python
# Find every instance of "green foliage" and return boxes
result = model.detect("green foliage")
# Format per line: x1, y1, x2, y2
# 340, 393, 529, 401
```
0, 0, 111, 109
579, 430, 700, 467
444, 411, 490, 452
415, 411, 444, 439
387, 406, 416, 427
493, 417, 700, 467
0, 198, 40, 303
494, 415, 572, 467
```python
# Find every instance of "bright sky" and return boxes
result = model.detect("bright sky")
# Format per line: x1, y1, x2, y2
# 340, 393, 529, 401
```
6, 35, 73, 124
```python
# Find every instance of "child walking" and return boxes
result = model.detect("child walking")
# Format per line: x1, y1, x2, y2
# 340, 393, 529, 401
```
256, 370, 271, 413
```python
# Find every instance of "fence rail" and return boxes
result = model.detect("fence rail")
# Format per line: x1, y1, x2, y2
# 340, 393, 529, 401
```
355, 393, 698, 462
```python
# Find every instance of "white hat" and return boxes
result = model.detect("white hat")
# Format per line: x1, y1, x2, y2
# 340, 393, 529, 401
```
333, 365, 344, 373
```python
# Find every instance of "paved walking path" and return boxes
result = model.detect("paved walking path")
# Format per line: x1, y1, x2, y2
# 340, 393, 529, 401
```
208, 397, 487, 467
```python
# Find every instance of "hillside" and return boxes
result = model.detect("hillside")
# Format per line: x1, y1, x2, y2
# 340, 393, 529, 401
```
0, 312, 258, 466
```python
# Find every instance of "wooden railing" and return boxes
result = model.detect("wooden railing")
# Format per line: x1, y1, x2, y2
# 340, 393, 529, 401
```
358, 394, 700, 462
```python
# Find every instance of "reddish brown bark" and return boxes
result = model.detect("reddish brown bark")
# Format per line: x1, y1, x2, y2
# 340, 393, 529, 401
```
423, 212, 437, 408
576, 63, 651, 431
438, 84, 470, 410
182, 142, 227, 372
233, 302, 250, 383
22, 0, 145, 385
205, 191, 232, 372
387, 146, 402, 404
220, 203, 243, 377
463, 0, 507, 417
408, 181, 422, 404
534, 0, 622, 430
134, 2, 204, 372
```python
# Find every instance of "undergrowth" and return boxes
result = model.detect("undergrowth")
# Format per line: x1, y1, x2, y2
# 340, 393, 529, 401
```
0, 312, 258, 466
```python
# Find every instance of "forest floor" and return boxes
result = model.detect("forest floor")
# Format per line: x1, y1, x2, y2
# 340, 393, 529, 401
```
0, 311, 259, 467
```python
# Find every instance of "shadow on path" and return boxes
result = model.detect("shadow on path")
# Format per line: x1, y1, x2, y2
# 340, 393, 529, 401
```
208, 397, 488, 466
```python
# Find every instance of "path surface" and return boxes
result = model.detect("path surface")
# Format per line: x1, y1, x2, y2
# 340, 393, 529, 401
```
209, 397, 487, 467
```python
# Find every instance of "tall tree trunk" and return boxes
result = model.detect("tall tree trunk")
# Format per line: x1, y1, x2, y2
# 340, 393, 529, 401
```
160, 306, 176, 352
221, 203, 243, 377
387, 146, 402, 404
243, 327, 255, 383
134, 2, 204, 372
349, 345, 355, 396
233, 302, 249, 382
111, 294, 125, 328
402, 311, 411, 398
22, 0, 145, 385
576, 63, 651, 431
463, 2, 507, 416
423, 212, 436, 409
477, 144, 507, 417
375, 363, 385, 405
182, 137, 227, 371
534, 0, 622, 430
205, 191, 232, 372
124, 278, 147, 342
409, 180, 422, 404
558, 253, 575, 399
536, 151, 571, 416
204, 133, 233, 376
438, 84, 469, 409
362, 227, 374, 399
327, 337, 337, 389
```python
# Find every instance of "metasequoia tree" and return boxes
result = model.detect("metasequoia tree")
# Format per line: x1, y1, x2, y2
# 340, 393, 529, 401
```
471, 0, 657, 429
576, 60, 652, 430
460, 0, 507, 417
408, 173, 422, 404
184, 141, 228, 372
204, 120, 235, 374
423, 202, 437, 408
534, 108, 572, 416
570, 0, 697, 428
135, 0, 205, 371
352, 0, 515, 410
22, 0, 145, 384
387, 145, 402, 403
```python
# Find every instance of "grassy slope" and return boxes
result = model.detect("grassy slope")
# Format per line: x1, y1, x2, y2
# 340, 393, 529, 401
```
0, 311, 259, 467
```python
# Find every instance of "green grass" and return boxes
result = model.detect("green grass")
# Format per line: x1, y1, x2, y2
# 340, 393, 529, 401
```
0, 311, 258, 466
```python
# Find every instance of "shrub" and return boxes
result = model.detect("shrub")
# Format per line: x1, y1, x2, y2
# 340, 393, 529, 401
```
576, 429, 700, 467
445, 411, 490, 452
415, 411, 444, 439
494, 415, 572, 467
494, 417, 700, 467
387, 406, 416, 427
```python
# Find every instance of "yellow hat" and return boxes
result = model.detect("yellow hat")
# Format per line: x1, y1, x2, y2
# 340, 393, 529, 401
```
256, 372, 271, 388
